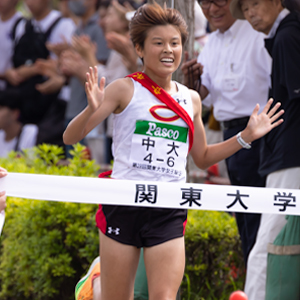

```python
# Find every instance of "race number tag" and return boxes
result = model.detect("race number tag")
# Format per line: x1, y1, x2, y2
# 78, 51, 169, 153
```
130, 120, 189, 177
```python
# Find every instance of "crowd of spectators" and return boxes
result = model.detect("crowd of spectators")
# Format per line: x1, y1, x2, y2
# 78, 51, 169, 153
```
0, 0, 220, 169
0, 0, 145, 164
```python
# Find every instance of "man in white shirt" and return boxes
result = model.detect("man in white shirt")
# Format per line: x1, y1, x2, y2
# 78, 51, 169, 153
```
182, 0, 271, 266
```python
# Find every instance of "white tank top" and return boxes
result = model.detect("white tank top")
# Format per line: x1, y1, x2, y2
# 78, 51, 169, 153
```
111, 79, 193, 183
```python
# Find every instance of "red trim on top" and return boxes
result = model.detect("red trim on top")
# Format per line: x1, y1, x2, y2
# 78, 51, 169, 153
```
127, 72, 194, 152
149, 105, 180, 122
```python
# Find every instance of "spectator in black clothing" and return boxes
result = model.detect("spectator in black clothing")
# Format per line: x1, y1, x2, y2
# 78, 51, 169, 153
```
230, 0, 300, 298
3, 0, 75, 147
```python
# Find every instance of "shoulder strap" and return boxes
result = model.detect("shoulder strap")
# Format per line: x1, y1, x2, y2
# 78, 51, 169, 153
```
20, 19, 35, 40
14, 126, 24, 152
10, 16, 25, 41
127, 72, 194, 152
44, 16, 63, 40
25, 18, 34, 32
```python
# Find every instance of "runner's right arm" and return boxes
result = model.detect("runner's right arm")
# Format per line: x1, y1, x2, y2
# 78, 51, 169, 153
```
63, 66, 133, 145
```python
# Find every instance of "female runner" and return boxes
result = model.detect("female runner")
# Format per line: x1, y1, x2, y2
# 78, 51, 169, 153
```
63, 3, 283, 299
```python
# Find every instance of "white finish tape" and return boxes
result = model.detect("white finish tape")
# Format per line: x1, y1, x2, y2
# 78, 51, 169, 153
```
0, 172, 299, 215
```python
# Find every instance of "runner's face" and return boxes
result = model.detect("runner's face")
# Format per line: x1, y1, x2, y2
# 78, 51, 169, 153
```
136, 25, 182, 78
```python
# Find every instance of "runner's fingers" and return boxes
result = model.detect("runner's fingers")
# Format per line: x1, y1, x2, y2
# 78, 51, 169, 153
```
270, 109, 284, 123
86, 72, 91, 85
85, 81, 90, 95
267, 102, 282, 117
99, 77, 106, 91
85, 73, 92, 94
270, 118, 284, 129
89, 66, 96, 84
261, 98, 274, 114
94, 66, 98, 84
251, 103, 260, 116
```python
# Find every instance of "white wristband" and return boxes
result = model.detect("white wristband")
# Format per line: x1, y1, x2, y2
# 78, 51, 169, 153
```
236, 131, 251, 149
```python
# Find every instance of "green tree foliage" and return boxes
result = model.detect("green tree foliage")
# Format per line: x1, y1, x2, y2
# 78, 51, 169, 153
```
0, 144, 100, 300
182, 210, 245, 300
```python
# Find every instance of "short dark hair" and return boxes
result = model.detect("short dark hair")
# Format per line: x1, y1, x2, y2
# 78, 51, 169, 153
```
129, 2, 189, 49
96, 0, 102, 10
0, 90, 22, 110
98, 0, 110, 9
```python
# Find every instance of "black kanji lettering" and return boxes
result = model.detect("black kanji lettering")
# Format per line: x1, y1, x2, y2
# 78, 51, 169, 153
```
135, 184, 157, 204
142, 137, 155, 151
180, 187, 202, 207
227, 190, 249, 210
274, 192, 296, 212
167, 141, 179, 157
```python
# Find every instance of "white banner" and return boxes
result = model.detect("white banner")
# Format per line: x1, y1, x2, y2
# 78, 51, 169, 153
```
0, 172, 299, 216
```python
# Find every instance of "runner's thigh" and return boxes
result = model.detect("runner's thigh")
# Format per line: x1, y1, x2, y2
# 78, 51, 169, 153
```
99, 231, 140, 300
144, 237, 185, 300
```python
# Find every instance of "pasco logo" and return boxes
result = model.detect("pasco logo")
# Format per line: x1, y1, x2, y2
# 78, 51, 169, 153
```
149, 105, 180, 122
146, 122, 180, 140
134, 120, 188, 143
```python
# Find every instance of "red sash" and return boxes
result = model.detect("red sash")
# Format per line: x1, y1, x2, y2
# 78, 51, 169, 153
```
126, 72, 194, 153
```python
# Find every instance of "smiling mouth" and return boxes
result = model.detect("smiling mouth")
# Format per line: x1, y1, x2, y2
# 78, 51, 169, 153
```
161, 58, 174, 63
211, 15, 224, 20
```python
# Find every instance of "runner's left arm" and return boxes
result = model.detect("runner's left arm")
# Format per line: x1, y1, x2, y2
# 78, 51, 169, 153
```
190, 91, 284, 170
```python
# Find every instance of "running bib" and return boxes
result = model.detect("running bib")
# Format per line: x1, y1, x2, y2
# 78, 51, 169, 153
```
130, 120, 188, 177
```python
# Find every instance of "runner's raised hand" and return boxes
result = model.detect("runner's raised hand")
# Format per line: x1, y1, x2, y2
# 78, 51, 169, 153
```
85, 66, 106, 112
242, 98, 284, 143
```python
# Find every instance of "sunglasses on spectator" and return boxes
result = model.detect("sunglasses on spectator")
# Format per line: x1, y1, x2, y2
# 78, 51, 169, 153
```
198, 0, 227, 9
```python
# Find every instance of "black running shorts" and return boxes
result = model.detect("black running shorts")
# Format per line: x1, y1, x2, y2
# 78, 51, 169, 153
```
96, 205, 187, 247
